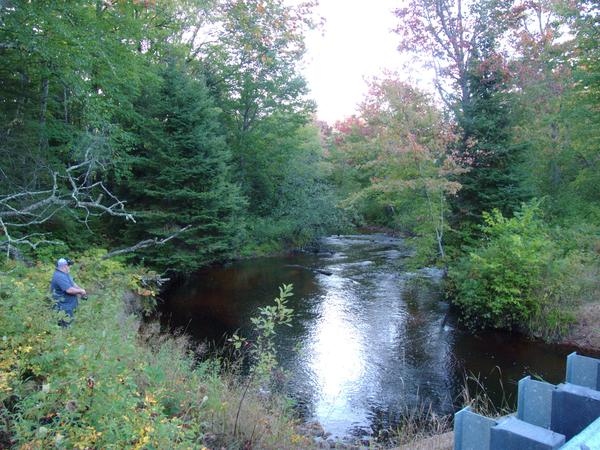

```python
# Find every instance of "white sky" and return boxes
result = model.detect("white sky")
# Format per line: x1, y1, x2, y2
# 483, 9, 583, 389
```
301, 0, 432, 124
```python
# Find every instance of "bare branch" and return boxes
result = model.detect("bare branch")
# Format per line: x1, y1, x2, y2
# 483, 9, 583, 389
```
0, 145, 135, 259
101, 225, 192, 260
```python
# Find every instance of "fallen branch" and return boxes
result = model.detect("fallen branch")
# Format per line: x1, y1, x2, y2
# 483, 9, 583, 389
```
102, 225, 192, 259
1, 143, 135, 261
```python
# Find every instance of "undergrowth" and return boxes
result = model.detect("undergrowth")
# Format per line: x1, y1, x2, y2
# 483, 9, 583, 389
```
0, 251, 313, 449
381, 371, 512, 448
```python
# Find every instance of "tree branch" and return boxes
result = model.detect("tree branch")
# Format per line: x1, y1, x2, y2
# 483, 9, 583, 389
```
101, 225, 192, 260
1, 145, 136, 260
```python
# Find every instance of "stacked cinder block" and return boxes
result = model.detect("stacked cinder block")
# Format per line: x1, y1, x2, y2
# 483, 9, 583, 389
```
454, 352, 600, 450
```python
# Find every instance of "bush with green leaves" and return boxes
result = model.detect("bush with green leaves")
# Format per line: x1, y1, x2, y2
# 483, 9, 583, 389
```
229, 284, 294, 381
449, 202, 575, 336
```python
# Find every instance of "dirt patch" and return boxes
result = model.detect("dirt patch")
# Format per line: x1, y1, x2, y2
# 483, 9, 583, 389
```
562, 302, 600, 352
395, 431, 454, 450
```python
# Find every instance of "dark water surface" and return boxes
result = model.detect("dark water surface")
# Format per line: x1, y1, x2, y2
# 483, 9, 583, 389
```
160, 234, 586, 439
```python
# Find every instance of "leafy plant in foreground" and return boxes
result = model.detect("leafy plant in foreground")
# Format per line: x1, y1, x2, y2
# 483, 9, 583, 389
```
229, 284, 294, 381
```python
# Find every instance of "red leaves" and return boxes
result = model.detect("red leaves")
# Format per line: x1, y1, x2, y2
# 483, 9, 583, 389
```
333, 116, 372, 139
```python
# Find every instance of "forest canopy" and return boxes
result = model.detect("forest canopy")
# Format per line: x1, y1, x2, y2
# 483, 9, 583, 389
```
0, 0, 341, 272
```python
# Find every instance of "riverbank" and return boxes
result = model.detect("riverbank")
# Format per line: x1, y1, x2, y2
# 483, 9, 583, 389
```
563, 302, 600, 351
0, 253, 318, 449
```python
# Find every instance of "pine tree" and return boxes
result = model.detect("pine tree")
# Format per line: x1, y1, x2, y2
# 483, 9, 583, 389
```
452, 52, 526, 224
122, 59, 245, 272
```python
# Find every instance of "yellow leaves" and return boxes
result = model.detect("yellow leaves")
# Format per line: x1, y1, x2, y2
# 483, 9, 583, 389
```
137, 288, 154, 297
0, 350, 18, 395
132, 422, 156, 450
290, 433, 306, 445
129, 270, 162, 305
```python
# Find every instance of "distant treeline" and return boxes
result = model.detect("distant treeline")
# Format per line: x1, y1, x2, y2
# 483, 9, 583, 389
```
324, 0, 600, 339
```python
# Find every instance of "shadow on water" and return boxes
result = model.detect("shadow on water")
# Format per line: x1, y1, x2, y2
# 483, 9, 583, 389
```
158, 234, 592, 439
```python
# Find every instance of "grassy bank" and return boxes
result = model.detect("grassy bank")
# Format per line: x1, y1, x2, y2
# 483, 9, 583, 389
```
0, 252, 313, 449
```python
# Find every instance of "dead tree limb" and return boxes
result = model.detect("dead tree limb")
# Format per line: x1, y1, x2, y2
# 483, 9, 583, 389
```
101, 225, 192, 260
0, 146, 135, 260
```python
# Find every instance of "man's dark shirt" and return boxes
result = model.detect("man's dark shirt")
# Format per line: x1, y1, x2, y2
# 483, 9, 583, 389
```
50, 269, 78, 312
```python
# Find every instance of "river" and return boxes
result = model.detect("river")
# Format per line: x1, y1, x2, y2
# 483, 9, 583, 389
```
160, 234, 582, 440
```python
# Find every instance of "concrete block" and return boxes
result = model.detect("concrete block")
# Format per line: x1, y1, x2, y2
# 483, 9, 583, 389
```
566, 352, 600, 391
560, 415, 600, 449
517, 376, 556, 429
454, 406, 497, 450
489, 416, 564, 450
551, 383, 600, 440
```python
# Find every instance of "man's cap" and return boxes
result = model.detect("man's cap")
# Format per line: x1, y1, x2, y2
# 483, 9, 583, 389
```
56, 258, 74, 267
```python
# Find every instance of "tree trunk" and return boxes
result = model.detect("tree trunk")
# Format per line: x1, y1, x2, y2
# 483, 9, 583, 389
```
63, 85, 69, 124
39, 77, 49, 152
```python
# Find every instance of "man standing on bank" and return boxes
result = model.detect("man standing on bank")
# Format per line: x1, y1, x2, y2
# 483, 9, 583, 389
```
50, 258, 87, 326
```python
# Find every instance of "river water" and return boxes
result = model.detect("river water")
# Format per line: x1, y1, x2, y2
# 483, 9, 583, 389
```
160, 234, 582, 439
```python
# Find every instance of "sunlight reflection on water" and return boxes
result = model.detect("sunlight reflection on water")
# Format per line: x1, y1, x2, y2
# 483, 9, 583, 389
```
161, 233, 580, 439
310, 285, 366, 431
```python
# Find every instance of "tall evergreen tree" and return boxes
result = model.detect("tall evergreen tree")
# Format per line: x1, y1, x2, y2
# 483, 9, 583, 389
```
452, 51, 526, 222
120, 59, 244, 272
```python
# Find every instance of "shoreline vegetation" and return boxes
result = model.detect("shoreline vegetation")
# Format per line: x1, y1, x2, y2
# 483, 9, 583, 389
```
1, 254, 319, 449
2, 244, 599, 449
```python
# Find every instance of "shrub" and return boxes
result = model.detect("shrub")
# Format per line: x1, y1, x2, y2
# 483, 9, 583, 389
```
449, 201, 600, 340
229, 284, 294, 381
449, 203, 556, 331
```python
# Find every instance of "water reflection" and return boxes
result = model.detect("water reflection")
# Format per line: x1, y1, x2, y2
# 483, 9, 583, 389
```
160, 234, 589, 439
310, 287, 366, 431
